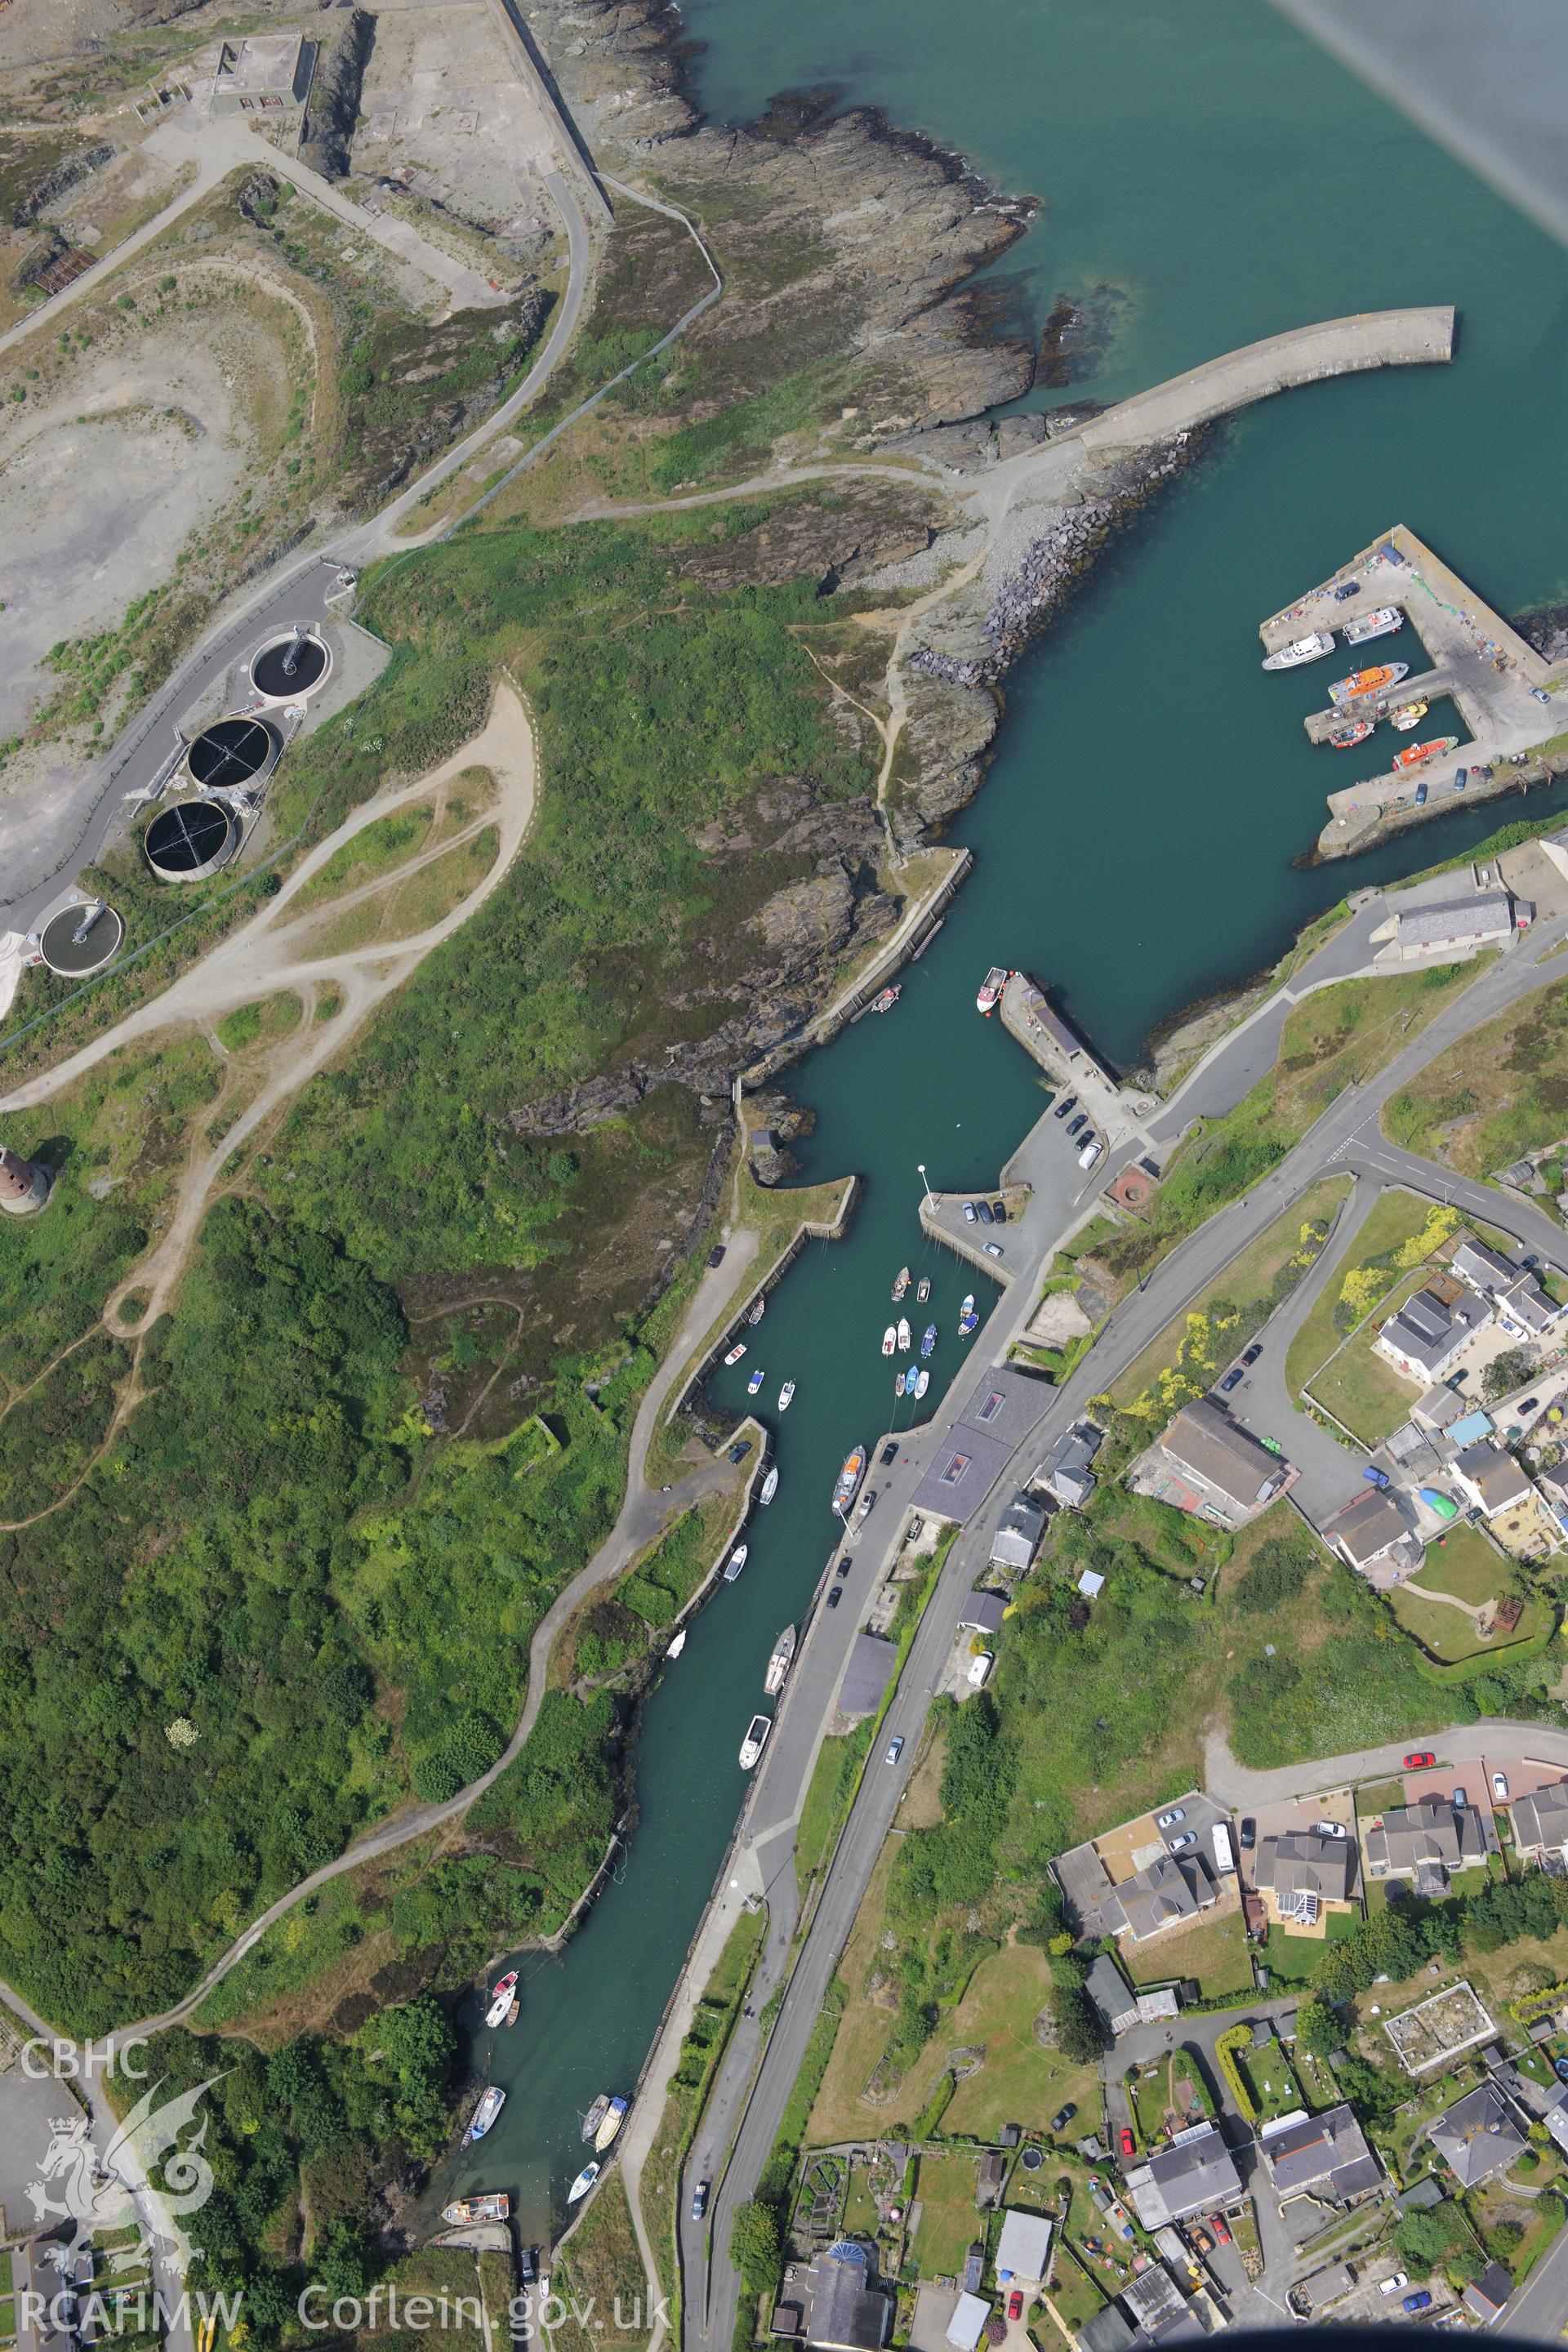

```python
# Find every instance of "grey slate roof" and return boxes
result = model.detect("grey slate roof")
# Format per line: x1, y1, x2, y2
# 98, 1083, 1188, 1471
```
808, 2246, 893, 2352
1428, 2079, 1527, 2186
1259, 2105, 1380, 2198
1450, 1238, 1519, 1292
1254, 1830, 1358, 1905
1365, 1796, 1489, 1880
1157, 1398, 1289, 1512
1125, 2123, 1242, 2225
989, 1492, 1046, 1570
1038, 1422, 1103, 1507
1085, 1954, 1138, 2034
1394, 890, 1514, 950
1454, 1440, 1533, 1512
1116, 1851, 1218, 1942
957, 1590, 1007, 1635
1076, 2309, 1134, 2352
838, 1632, 898, 1719
1325, 1486, 1414, 1569
1379, 1286, 1488, 1376
1511, 1780, 1568, 1855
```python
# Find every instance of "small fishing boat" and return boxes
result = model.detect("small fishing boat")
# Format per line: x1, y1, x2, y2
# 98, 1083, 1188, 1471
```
1261, 629, 1334, 670
1389, 699, 1428, 731
505, 1997, 519, 2027
568, 2160, 600, 2206
920, 1323, 937, 1359
1326, 719, 1374, 749
894, 1370, 906, 1398
778, 1379, 795, 1410
464, 2087, 505, 2145
484, 1971, 519, 2029
1328, 661, 1409, 706
764, 1625, 797, 1696
1392, 736, 1458, 770
760, 1465, 778, 1504
746, 1296, 765, 1325
747, 1366, 764, 1394
595, 2096, 630, 2154
724, 1343, 746, 1366
443, 2194, 510, 2227
1343, 604, 1402, 645
880, 1325, 897, 1357
892, 1267, 911, 1300
958, 1293, 978, 1335
896, 1316, 911, 1353
831, 1446, 866, 1518
666, 1627, 687, 1660
916, 1276, 931, 1304
582, 2094, 612, 2143
739, 1714, 772, 1770
976, 966, 1009, 1015
870, 985, 901, 1013
723, 1544, 749, 1583
914, 1369, 929, 1400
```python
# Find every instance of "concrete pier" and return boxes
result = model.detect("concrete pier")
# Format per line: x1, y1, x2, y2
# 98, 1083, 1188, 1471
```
1257, 523, 1568, 858
1302, 667, 1455, 743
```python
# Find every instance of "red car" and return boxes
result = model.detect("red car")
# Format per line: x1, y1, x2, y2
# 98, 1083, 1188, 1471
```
1118, 2127, 1136, 2160
1207, 2212, 1232, 2246
1403, 1751, 1436, 1770
1007, 2293, 1024, 2323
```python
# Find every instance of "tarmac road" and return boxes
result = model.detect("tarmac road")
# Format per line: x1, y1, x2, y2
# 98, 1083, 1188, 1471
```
685, 909, 1568, 2348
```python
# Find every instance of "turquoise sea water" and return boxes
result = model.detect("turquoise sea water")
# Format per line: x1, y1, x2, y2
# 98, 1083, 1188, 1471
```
448, 0, 1568, 2238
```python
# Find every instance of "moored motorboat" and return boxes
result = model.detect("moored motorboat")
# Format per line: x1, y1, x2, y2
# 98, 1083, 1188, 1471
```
484, 1971, 519, 2029
581, 2093, 612, 2143
739, 1713, 772, 1769
568, 2160, 600, 2206
443, 2194, 510, 2227
723, 1544, 748, 1583
1326, 719, 1374, 749
505, 1997, 519, 2027
760, 1466, 778, 1504
724, 1343, 746, 1366
666, 1627, 687, 1659
1392, 736, 1458, 769
894, 1371, 906, 1398
1328, 662, 1409, 706
916, 1276, 931, 1303
1343, 605, 1402, 644
746, 1296, 765, 1325
870, 985, 901, 1013
914, 1370, 929, 1400
976, 966, 1009, 1015
764, 1626, 797, 1695
595, 2096, 630, 2153
1390, 699, 1428, 730
747, 1367, 764, 1394
1261, 630, 1334, 670
958, 1292, 978, 1335
831, 1446, 866, 1518
778, 1379, 795, 1410
464, 2087, 505, 2145
896, 1316, 911, 1353
880, 1325, 897, 1357
920, 1323, 937, 1359
892, 1267, 911, 1300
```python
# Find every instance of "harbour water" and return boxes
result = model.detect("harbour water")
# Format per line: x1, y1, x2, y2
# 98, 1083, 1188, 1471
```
449, 0, 1568, 2238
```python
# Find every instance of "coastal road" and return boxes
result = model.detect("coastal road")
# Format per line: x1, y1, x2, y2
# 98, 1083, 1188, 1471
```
685, 910, 1568, 2348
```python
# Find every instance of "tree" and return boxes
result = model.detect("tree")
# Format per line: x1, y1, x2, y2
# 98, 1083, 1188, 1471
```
1394, 2207, 1458, 2274
731, 2199, 782, 2307
1293, 1997, 1340, 2061
1053, 1986, 1103, 2064
1483, 1348, 1536, 1404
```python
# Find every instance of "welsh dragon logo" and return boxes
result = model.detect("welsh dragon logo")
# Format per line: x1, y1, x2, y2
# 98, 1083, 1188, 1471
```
27, 2077, 223, 2270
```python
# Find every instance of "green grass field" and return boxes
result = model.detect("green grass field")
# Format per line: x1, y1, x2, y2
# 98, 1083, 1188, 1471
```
1285, 1187, 1443, 1393
1123, 1909, 1252, 1996
1306, 1289, 1428, 1443
907, 2150, 987, 2279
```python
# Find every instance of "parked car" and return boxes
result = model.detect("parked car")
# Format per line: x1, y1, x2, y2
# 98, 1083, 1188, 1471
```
1315, 1820, 1348, 1838
1239, 1816, 1256, 1851
1379, 2274, 1409, 2296
1168, 1831, 1196, 1852
1531, 686, 1552, 704
1066, 1113, 1087, 1138
1494, 1771, 1510, 1802
1404, 1752, 1436, 1770
1054, 1094, 1077, 1121
880, 1440, 899, 1465
1362, 1465, 1391, 1489
962, 1200, 978, 1224
1402, 2292, 1432, 2314
1078, 1138, 1102, 1169
984, 1241, 1004, 1258
992, 1200, 1008, 1223
727, 1440, 753, 1464
836, 1555, 852, 1577
1118, 2127, 1136, 2160
1521, 1396, 1541, 1414
692, 2181, 710, 2221
706, 1245, 727, 1269
885, 1735, 905, 1765
977, 1198, 996, 1226
1007, 2293, 1024, 2324
1454, 1786, 1467, 1808
1218, 1366, 1244, 1393
826, 1585, 842, 1608
1241, 1343, 1263, 1365
1414, 780, 1428, 806
1049, 2103, 1076, 2133
1208, 2214, 1232, 2247
1452, 768, 1468, 791
1156, 1807, 1186, 1829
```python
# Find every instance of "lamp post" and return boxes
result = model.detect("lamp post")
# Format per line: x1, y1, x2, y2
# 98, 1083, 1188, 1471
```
917, 1163, 933, 1205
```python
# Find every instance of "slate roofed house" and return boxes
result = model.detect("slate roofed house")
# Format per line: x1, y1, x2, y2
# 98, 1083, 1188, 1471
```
1428, 2078, 1528, 2187
1145, 1398, 1290, 1527
1323, 1487, 1423, 1581
989, 1492, 1046, 1572
1374, 1287, 1490, 1383
1258, 2106, 1382, 2203
1450, 1237, 1521, 1294
1038, 1422, 1103, 1510
1364, 1795, 1489, 1890
957, 1590, 1007, 1637
1499, 1272, 1561, 1339
1253, 1829, 1357, 1924
1114, 1851, 1218, 1944
1451, 1441, 1534, 1519
1509, 1780, 1568, 1861
994, 2211, 1054, 2287
806, 2245, 893, 2352
1085, 1953, 1139, 2036
1392, 890, 1517, 957
1122, 2122, 1243, 2228
1463, 2262, 1515, 2327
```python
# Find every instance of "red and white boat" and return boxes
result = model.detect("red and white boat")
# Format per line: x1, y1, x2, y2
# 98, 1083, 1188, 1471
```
976, 967, 1009, 1015
484, 1971, 519, 2029
1392, 735, 1458, 770
870, 986, 901, 1013
1326, 719, 1374, 749
724, 1343, 746, 1366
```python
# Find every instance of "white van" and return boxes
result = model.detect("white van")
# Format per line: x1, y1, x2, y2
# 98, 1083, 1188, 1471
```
1078, 1136, 1102, 1169
967, 1651, 995, 1689
1211, 1822, 1235, 1874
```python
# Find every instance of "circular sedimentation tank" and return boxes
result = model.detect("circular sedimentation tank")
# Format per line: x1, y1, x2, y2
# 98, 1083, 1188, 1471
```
38, 900, 123, 976
186, 714, 278, 791
143, 799, 238, 881
249, 627, 330, 702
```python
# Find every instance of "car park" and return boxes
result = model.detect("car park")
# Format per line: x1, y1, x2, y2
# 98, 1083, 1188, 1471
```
1404, 1752, 1435, 1769
1049, 2103, 1076, 2132
977, 1199, 995, 1225
962, 1200, 978, 1223
692, 2181, 710, 2221
1239, 1816, 1255, 1850
984, 1241, 1004, 1258
1156, 1807, 1186, 1828
1168, 1830, 1196, 1851
1067, 1113, 1086, 1137
886, 1735, 905, 1765
1379, 2274, 1409, 2297
880, 1440, 899, 1465
1054, 1094, 1077, 1120
1494, 1771, 1510, 1801
1007, 2294, 1024, 2324
1218, 1366, 1244, 1393
1118, 2127, 1136, 2160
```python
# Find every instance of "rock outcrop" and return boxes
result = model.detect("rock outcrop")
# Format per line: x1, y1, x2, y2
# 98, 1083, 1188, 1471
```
300, 4, 376, 182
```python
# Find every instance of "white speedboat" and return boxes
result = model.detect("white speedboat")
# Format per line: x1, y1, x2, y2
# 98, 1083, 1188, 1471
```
881, 1325, 897, 1357
484, 1971, 519, 2029
595, 2096, 629, 2153
666, 1628, 687, 1659
724, 1343, 746, 1366
724, 1544, 748, 1583
568, 2160, 599, 2205
464, 2087, 505, 2145
778, 1380, 795, 1410
1261, 630, 1334, 670
760, 1466, 778, 1504
764, 1626, 797, 1696
896, 1316, 911, 1353
914, 1370, 929, 1400
739, 1714, 772, 1769
976, 967, 1009, 1014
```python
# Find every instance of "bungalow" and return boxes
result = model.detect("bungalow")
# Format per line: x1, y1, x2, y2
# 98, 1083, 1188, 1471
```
1428, 2078, 1528, 2188
994, 2212, 1054, 2290
1322, 1486, 1423, 1583
1374, 1287, 1490, 1384
805, 2246, 894, 2352
1463, 2261, 1515, 2328
1451, 1441, 1534, 1520
957, 1590, 1008, 1637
